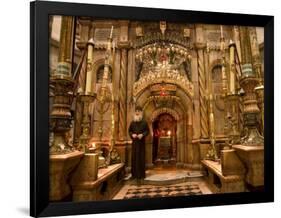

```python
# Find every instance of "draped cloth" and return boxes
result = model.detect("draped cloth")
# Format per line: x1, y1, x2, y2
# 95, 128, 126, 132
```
128, 119, 149, 179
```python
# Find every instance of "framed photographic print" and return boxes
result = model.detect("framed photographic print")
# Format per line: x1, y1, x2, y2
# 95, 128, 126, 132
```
30, 0, 274, 217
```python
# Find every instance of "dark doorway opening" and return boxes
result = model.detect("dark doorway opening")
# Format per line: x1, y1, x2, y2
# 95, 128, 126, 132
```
152, 113, 177, 166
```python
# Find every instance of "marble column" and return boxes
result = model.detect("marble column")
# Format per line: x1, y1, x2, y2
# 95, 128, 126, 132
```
117, 20, 130, 145
56, 16, 75, 78
195, 25, 208, 139
118, 42, 130, 141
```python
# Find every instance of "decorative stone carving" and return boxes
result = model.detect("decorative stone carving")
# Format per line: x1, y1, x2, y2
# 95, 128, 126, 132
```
195, 43, 209, 139
233, 144, 264, 187
202, 159, 245, 193
133, 66, 194, 98
118, 41, 130, 141
50, 151, 84, 201
110, 148, 122, 164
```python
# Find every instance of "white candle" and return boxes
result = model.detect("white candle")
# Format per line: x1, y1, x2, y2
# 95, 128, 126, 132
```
220, 25, 223, 38
110, 26, 114, 39
85, 40, 94, 94
229, 44, 235, 94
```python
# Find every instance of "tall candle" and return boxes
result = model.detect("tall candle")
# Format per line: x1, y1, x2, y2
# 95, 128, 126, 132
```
85, 39, 95, 94
222, 60, 227, 94
229, 42, 236, 94
107, 26, 114, 51
220, 25, 223, 38
103, 27, 113, 87
110, 26, 114, 39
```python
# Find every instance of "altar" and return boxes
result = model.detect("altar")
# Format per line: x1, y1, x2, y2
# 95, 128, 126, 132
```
158, 136, 172, 160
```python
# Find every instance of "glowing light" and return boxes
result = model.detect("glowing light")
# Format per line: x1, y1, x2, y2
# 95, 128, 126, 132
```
91, 142, 96, 148
167, 130, 171, 136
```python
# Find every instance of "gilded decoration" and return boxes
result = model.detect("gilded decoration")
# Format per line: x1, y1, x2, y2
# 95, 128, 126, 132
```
48, 15, 266, 203
133, 42, 194, 98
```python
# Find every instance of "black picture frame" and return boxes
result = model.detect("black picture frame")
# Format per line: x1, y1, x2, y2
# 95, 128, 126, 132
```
30, 1, 274, 217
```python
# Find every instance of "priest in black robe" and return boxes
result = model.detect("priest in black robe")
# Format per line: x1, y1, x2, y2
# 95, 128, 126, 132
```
128, 106, 149, 184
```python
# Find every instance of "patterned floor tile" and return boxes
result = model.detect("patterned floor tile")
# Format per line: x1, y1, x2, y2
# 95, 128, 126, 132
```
122, 183, 202, 199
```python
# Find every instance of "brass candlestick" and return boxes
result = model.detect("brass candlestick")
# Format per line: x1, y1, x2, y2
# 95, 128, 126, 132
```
239, 68, 263, 145
225, 93, 240, 145
205, 95, 219, 160
95, 26, 115, 168
205, 43, 218, 161
78, 93, 96, 152
220, 30, 232, 149
78, 38, 97, 152
50, 76, 75, 154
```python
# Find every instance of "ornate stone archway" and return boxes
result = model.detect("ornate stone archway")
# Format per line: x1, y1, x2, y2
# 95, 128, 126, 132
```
132, 41, 195, 168
151, 107, 180, 122
133, 82, 193, 168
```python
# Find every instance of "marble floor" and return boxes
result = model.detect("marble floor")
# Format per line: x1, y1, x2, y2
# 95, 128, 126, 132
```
144, 167, 205, 184
113, 168, 213, 200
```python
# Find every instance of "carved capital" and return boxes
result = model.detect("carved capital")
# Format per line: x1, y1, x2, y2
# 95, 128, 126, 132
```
117, 41, 131, 49
194, 42, 207, 50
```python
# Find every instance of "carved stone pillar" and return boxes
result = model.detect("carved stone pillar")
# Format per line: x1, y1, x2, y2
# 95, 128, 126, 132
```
195, 25, 208, 139
56, 16, 75, 78
117, 20, 130, 142
195, 41, 208, 139
118, 42, 130, 141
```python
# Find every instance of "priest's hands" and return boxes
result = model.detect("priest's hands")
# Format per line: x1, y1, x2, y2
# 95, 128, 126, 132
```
132, 133, 143, 139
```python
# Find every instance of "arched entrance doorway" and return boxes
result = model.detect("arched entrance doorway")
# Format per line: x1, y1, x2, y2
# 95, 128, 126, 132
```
152, 113, 177, 165
132, 40, 194, 169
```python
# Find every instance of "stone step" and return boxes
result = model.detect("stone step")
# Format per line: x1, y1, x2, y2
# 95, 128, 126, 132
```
125, 170, 205, 185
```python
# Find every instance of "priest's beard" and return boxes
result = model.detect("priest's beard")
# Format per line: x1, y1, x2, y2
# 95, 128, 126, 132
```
133, 112, 143, 122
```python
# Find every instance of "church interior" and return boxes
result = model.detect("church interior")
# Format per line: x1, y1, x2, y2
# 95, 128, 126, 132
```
49, 15, 265, 202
